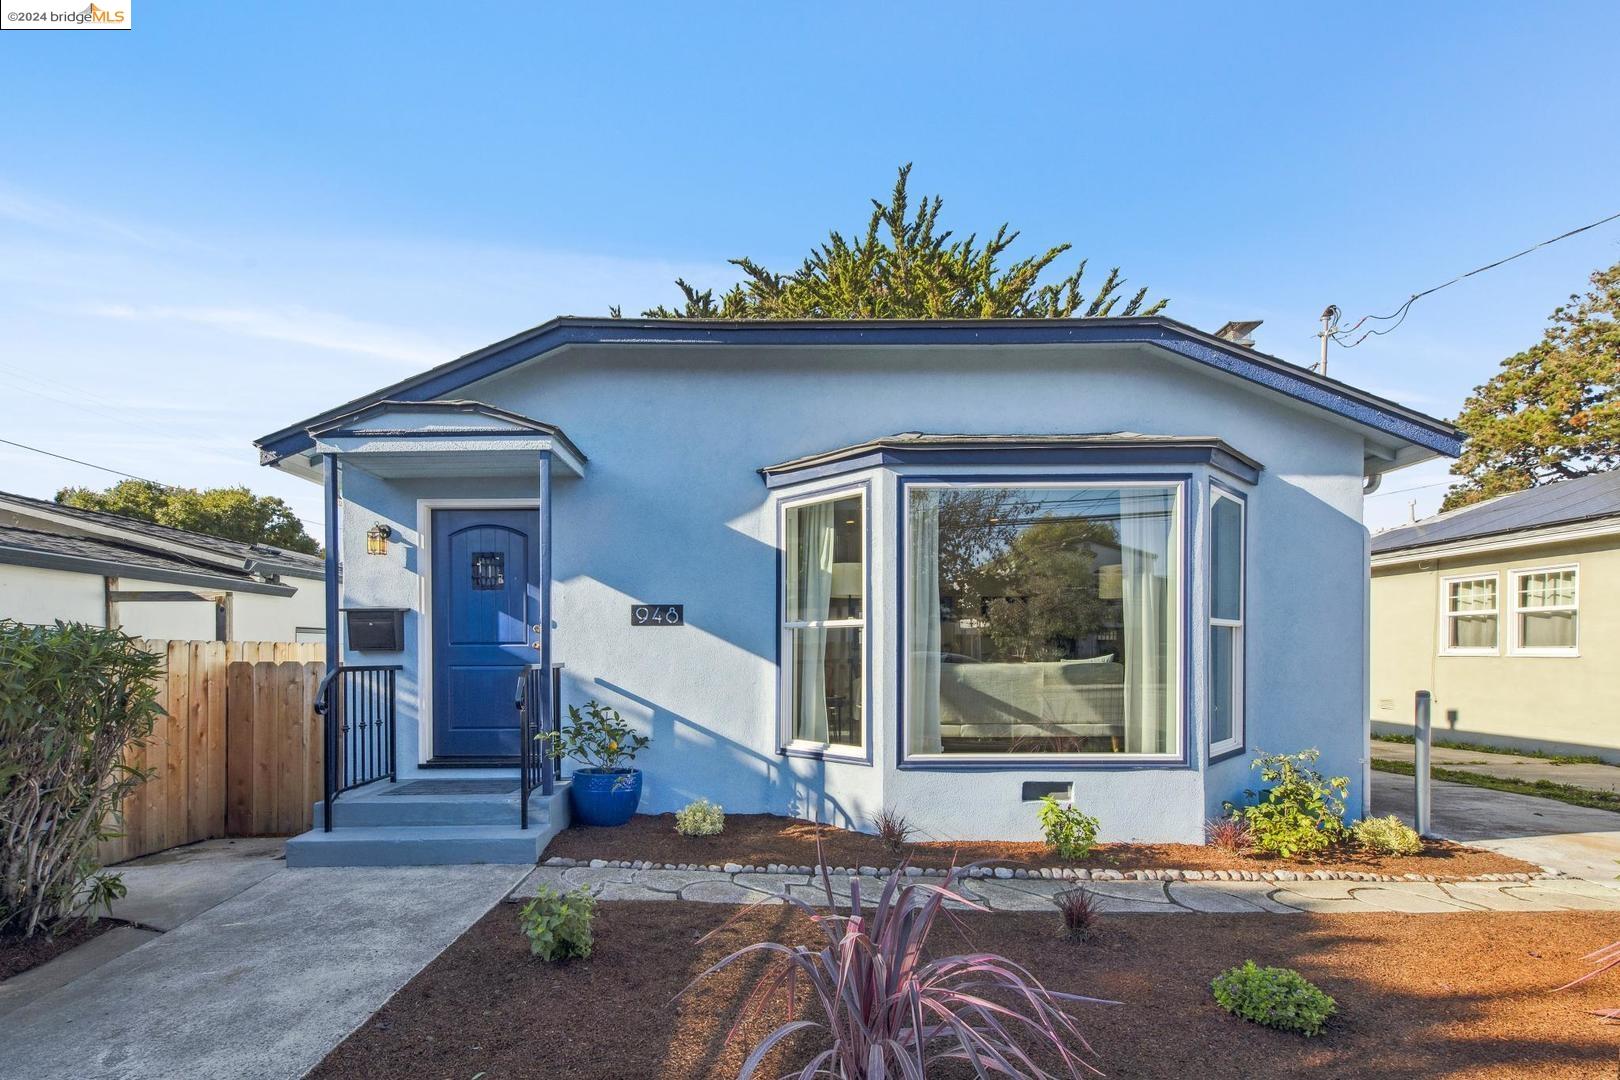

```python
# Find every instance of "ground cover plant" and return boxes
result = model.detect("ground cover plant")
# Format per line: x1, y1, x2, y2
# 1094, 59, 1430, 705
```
1037, 796, 1100, 860
683, 854, 1112, 1078
542, 811, 1538, 879
1203, 815, 1252, 853
1352, 815, 1422, 856
1233, 749, 1348, 858
1056, 888, 1102, 942
0, 620, 161, 937
676, 798, 726, 837
873, 806, 915, 854
1372, 757, 1620, 813
1211, 961, 1337, 1036
518, 885, 594, 962
312, 906, 1620, 1080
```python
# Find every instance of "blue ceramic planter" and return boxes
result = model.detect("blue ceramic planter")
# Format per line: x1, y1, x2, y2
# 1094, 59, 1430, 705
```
569, 768, 643, 827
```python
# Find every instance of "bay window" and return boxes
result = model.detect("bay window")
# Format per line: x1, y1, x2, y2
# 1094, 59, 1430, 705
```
1511, 566, 1578, 655
903, 481, 1181, 760
1209, 487, 1245, 755
782, 489, 866, 752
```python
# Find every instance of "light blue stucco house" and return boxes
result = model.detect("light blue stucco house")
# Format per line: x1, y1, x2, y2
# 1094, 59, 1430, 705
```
256, 317, 1462, 866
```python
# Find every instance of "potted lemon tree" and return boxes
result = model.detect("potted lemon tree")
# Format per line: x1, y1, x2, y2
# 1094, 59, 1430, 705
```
541, 699, 650, 827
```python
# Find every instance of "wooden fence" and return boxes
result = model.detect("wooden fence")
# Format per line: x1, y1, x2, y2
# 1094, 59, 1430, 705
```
98, 640, 327, 865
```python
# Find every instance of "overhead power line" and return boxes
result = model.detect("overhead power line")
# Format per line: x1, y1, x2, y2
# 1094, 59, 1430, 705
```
0, 436, 324, 532
1328, 209, 1620, 351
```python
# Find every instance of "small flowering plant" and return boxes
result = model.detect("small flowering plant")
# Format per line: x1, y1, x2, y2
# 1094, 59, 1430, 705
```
539, 699, 649, 773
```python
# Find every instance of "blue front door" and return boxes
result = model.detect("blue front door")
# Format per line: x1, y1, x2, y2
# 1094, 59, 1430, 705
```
431, 509, 536, 760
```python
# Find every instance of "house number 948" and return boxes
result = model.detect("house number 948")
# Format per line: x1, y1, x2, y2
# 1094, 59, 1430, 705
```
631, 604, 684, 626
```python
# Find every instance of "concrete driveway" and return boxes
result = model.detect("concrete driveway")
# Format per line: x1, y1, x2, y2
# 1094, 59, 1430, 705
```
1372, 769, 1620, 884
0, 840, 527, 1080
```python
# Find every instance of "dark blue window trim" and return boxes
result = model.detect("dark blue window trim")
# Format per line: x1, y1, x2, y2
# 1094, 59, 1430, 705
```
257, 319, 1463, 465
1207, 478, 1249, 765
894, 471, 1195, 773
763, 443, 1261, 490
775, 479, 875, 767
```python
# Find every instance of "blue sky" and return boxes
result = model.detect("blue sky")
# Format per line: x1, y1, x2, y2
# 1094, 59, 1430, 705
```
2, 2, 1617, 534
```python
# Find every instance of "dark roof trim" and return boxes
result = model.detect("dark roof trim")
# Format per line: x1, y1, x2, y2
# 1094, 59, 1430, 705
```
0, 542, 299, 596
308, 399, 589, 464
255, 317, 1463, 465
760, 433, 1263, 489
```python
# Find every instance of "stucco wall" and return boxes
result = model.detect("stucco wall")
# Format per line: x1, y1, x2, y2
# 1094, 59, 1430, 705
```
330, 343, 1375, 840
1371, 534, 1620, 761
0, 563, 106, 626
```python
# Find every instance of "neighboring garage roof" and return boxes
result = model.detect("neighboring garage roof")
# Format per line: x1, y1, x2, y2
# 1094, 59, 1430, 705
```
254, 316, 1464, 470
0, 525, 298, 596
0, 489, 322, 580
1371, 470, 1620, 555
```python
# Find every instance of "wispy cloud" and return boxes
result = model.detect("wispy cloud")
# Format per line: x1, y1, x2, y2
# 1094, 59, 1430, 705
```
82, 302, 456, 366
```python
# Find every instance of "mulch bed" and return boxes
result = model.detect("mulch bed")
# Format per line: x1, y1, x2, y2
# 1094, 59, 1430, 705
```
542, 812, 1541, 880
0, 918, 115, 982
313, 902, 1620, 1079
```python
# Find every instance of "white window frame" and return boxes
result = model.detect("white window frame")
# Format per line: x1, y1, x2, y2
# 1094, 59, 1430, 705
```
899, 477, 1186, 766
1208, 485, 1245, 758
1508, 564, 1579, 657
778, 485, 869, 759
1438, 572, 1500, 656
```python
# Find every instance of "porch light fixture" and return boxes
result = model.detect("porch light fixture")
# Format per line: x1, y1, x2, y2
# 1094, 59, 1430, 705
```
366, 522, 392, 556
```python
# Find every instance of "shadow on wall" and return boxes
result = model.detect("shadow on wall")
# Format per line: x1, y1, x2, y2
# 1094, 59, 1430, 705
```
591, 678, 861, 831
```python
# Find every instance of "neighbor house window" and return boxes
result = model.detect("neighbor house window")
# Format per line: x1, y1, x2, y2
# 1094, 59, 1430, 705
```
1209, 487, 1244, 756
1510, 566, 1578, 655
903, 482, 1181, 760
1441, 574, 1498, 654
782, 490, 866, 751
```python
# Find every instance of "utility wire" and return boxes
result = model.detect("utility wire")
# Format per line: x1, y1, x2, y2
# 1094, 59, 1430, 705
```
0, 436, 324, 532
1332, 209, 1620, 349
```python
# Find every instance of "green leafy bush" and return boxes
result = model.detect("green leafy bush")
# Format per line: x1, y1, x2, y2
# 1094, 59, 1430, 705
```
1352, 814, 1423, 856
539, 699, 649, 772
674, 798, 725, 837
1037, 795, 1100, 860
518, 885, 595, 962
0, 620, 161, 937
1211, 961, 1337, 1036
1236, 749, 1348, 858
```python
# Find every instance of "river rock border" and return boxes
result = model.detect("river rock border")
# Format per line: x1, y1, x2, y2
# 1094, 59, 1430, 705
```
541, 856, 1562, 884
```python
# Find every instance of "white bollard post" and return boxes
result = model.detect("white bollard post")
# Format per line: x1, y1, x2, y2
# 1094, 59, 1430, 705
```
1414, 690, 1432, 837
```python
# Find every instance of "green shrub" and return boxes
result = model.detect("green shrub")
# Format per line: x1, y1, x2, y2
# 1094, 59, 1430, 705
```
674, 798, 725, 837
1037, 795, 1099, 860
1236, 749, 1348, 858
1352, 814, 1423, 856
1211, 961, 1337, 1036
0, 621, 161, 937
539, 699, 649, 772
518, 885, 595, 962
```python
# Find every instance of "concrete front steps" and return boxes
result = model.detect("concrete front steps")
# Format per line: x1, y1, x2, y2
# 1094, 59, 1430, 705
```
286, 777, 569, 867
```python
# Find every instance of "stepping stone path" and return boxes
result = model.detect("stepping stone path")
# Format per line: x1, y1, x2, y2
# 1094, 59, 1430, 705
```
510, 862, 1620, 915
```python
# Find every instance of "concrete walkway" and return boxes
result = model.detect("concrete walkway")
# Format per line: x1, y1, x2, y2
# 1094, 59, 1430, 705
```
512, 862, 1620, 915
0, 841, 527, 1080
1371, 738, 1620, 793
1373, 769, 1620, 884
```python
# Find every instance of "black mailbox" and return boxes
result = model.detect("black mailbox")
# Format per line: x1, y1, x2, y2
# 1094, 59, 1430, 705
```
345, 608, 405, 652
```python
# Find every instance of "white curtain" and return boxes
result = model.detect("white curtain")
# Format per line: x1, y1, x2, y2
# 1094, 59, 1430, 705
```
906, 491, 943, 754
1120, 490, 1171, 754
791, 501, 835, 743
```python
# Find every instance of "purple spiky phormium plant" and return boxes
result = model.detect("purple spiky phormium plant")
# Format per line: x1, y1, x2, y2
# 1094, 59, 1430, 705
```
679, 847, 1114, 1079
1557, 939, 1620, 1021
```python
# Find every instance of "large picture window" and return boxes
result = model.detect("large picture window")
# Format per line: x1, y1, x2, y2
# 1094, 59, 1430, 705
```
1209, 487, 1245, 756
904, 482, 1181, 760
782, 490, 866, 751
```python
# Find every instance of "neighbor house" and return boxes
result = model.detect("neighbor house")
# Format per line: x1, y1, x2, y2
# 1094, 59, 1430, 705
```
1371, 470, 1620, 762
255, 317, 1461, 865
0, 489, 325, 641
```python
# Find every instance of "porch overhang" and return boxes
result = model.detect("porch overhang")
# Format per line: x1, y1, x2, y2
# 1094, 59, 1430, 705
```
285, 400, 586, 480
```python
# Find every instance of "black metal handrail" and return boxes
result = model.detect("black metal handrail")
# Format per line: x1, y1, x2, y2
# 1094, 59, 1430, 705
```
316, 664, 401, 832
515, 663, 563, 829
